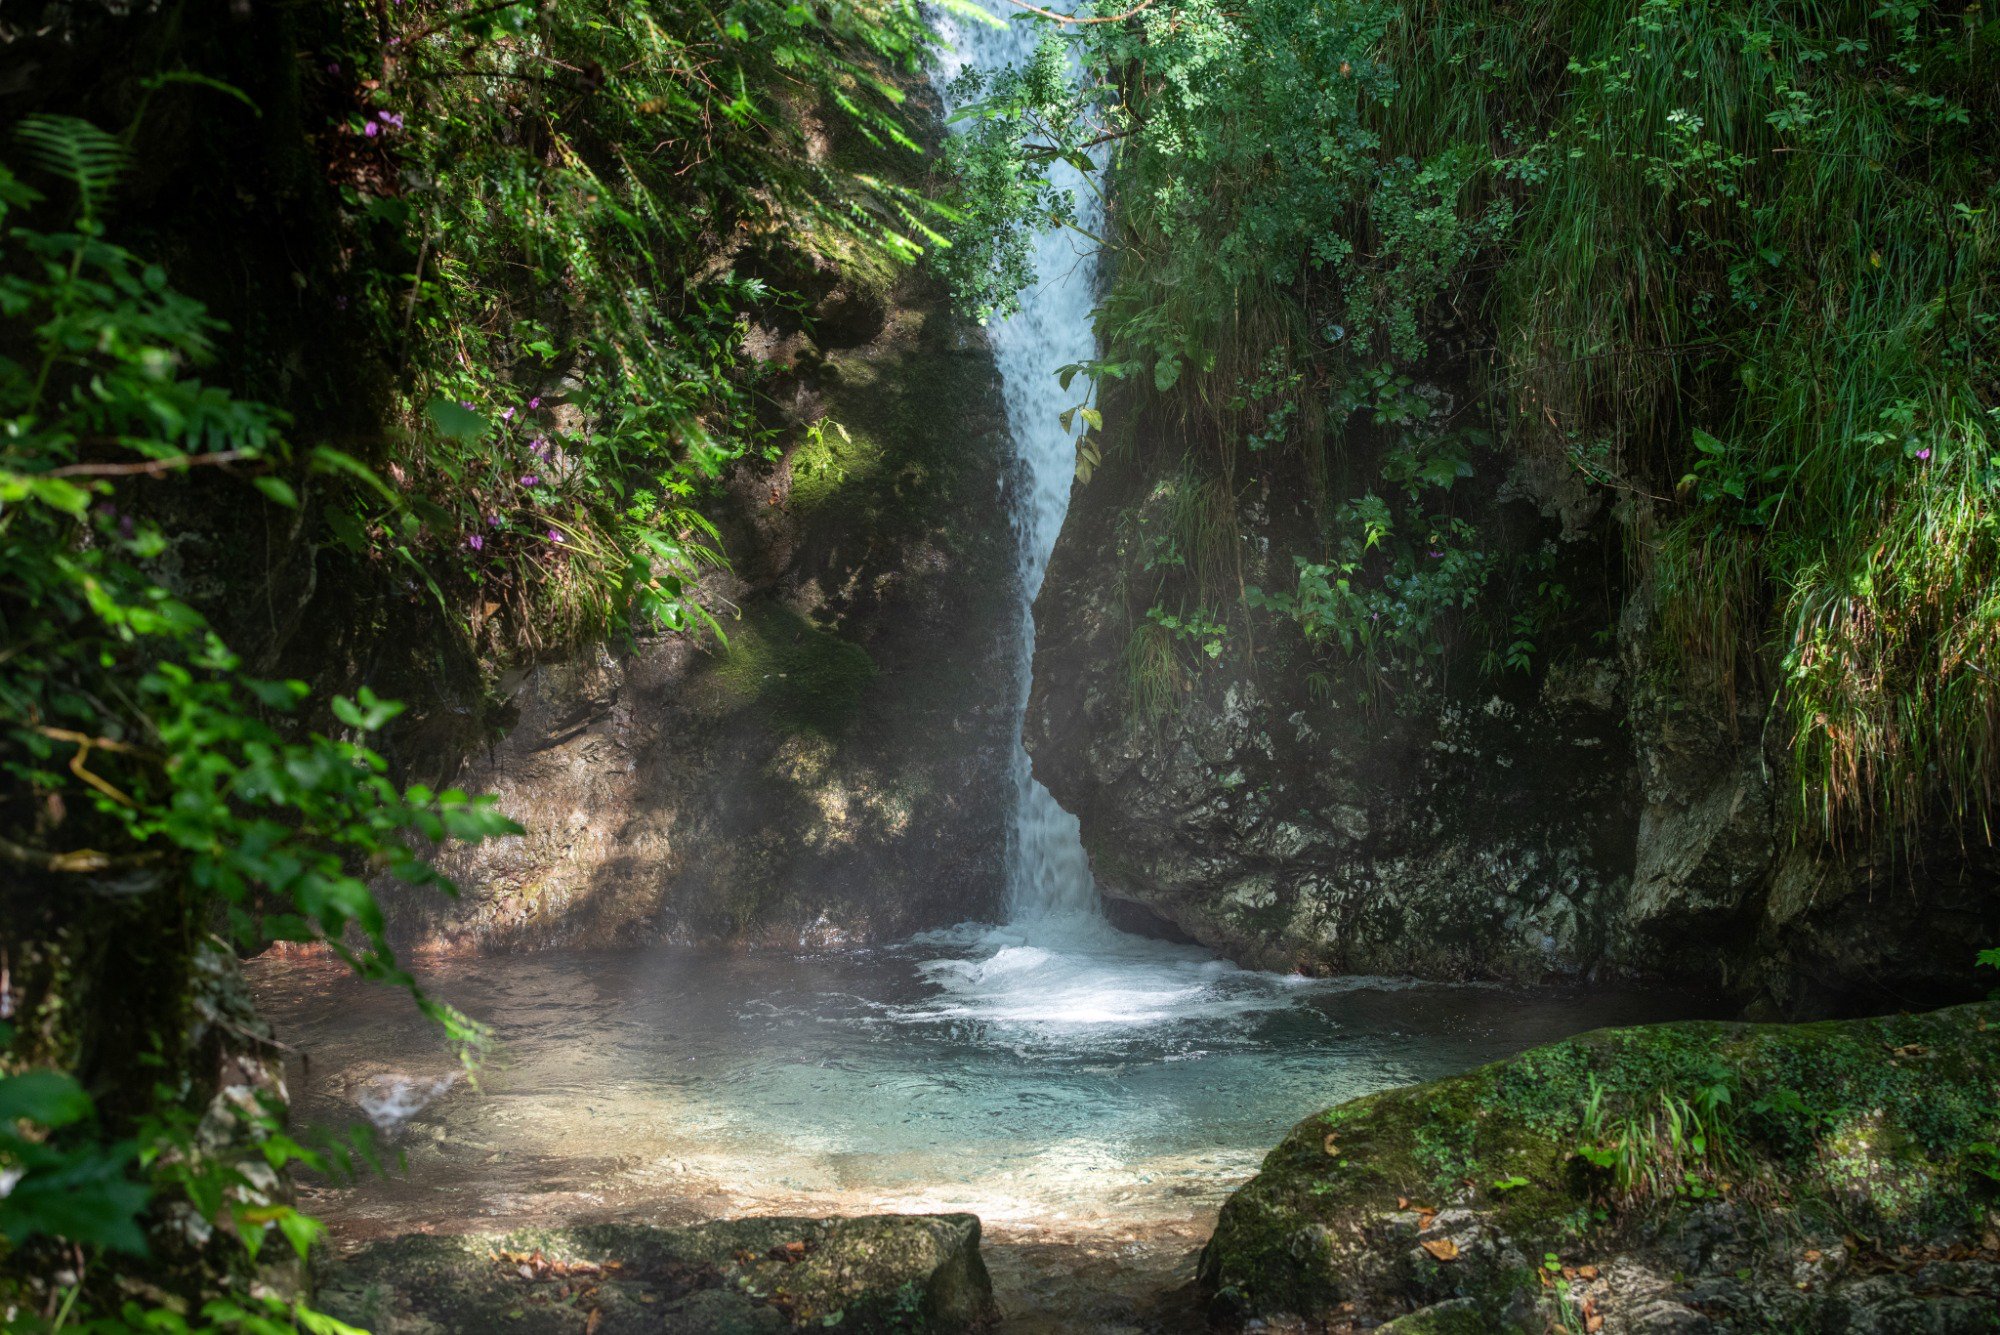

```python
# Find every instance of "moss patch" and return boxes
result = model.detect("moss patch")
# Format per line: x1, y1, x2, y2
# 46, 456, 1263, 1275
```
710, 602, 877, 736
1201, 1003, 2000, 1329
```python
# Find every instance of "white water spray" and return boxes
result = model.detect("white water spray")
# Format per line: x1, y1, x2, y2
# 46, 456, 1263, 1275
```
911, 7, 1308, 1030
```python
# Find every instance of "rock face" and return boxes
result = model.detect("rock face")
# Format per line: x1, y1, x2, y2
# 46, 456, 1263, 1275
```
1025, 447, 1640, 984
1199, 1003, 2000, 1332
385, 258, 1019, 954
1024, 443, 2000, 1011
317, 1215, 997, 1334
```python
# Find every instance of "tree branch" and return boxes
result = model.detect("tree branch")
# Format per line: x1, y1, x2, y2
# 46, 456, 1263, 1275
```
998, 0, 1162, 26
44, 450, 252, 479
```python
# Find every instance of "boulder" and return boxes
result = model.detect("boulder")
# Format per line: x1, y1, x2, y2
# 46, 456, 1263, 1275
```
317, 1215, 996, 1334
1201, 1003, 2000, 1332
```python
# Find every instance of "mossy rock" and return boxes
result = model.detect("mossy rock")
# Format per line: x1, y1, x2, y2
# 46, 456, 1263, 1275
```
707, 602, 878, 736
315, 1214, 995, 1334
1201, 1003, 2000, 1331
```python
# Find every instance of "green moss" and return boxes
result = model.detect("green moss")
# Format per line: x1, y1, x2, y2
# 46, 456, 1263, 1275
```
1203, 1003, 2000, 1326
711, 603, 877, 736
789, 420, 890, 516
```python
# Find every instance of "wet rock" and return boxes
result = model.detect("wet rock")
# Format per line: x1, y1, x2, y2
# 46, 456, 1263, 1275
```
316, 1215, 997, 1334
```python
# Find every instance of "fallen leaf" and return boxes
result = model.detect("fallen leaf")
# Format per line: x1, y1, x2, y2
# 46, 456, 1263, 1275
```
1578, 1264, 1599, 1280
1397, 1197, 1410, 1210
1804, 1249, 1823, 1263
1420, 1238, 1460, 1262
585, 1310, 602, 1335
1587, 1317, 1604, 1333
1323, 1133, 1340, 1157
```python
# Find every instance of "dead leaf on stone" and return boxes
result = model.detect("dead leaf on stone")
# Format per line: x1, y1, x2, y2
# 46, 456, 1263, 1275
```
1420, 1238, 1460, 1262
584, 1310, 602, 1335
1578, 1264, 1599, 1280
1804, 1249, 1823, 1263
1586, 1316, 1604, 1333
1323, 1133, 1340, 1157
1397, 1197, 1410, 1210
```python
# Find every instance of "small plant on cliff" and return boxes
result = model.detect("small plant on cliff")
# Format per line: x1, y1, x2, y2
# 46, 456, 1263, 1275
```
1572, 1071, 1740, 1205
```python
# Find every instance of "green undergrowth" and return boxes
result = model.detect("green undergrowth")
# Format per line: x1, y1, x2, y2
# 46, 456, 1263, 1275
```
957, 0, 1999, 843
1202, 1003, 2000, 1320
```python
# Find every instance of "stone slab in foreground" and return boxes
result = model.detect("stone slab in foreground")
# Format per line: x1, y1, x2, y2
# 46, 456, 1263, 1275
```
1202, 1002, 2000, 1333
317, 1215, 995, 1334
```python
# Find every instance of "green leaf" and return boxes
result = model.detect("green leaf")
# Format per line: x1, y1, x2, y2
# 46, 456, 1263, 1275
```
426, 398, 490, 443
254, 477, 299, 508
0, 1070, 93, 1127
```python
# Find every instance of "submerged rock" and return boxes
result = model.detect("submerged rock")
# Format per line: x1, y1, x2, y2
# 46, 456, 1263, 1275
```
1200, 1003, 2000, 1332
317, 1215, 996, 1334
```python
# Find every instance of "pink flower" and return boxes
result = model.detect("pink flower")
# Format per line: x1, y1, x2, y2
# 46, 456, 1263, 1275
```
363, 120, 379, 138
466, 534, 484, 550
487, 513, 501, 528
520, 474, 539, 487
530, 438, 550, 458
529, 397, 541, 409
1917, 448, 1932, 461
502, 406, 515, 420
547, 529, 565, 544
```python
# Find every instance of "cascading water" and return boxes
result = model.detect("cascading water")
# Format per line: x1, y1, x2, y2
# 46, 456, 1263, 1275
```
911, 6, 1294, 1029
935, 6, 1103, 927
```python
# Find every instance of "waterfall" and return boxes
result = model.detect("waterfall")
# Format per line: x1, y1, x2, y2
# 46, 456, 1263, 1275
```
934, 4, 1105, 926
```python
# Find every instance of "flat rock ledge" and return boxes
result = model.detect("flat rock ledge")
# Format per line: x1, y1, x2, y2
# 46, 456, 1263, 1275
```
1202, 1002, 2000, 1333
316, 1215, 996, 1334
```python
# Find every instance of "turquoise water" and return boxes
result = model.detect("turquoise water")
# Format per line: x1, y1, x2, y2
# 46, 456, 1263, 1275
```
251, 938, 1720, 1242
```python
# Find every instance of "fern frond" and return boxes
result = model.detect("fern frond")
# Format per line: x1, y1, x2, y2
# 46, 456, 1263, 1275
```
14, 114, 126, 224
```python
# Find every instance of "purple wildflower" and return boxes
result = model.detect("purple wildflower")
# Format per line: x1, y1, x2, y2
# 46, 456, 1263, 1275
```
326, 61, 340, 75
547, 529, 565, 544
530, 438, 550, 458
529, 397, 541, 409
363, 120, 379, 138
1428, 550, 1444, 559
1917, 448, 1933, 461
520, 474, 540, 487
488, 513, 502, 528
502, 406, 515, 421
466, 534, 484, 551
377, 111, 404, 130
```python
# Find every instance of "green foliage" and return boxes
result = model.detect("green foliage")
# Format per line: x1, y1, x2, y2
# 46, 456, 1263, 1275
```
0, 131, 506, 1327
318, 0, 946, 658
955, 0, 2000, 840
0, 1049, 149, 1257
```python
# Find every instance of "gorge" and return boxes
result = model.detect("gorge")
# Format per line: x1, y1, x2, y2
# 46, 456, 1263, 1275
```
3, 1, 1998, 1333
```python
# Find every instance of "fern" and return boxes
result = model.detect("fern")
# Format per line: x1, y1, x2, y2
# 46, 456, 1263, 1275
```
14, 113, 126, 226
